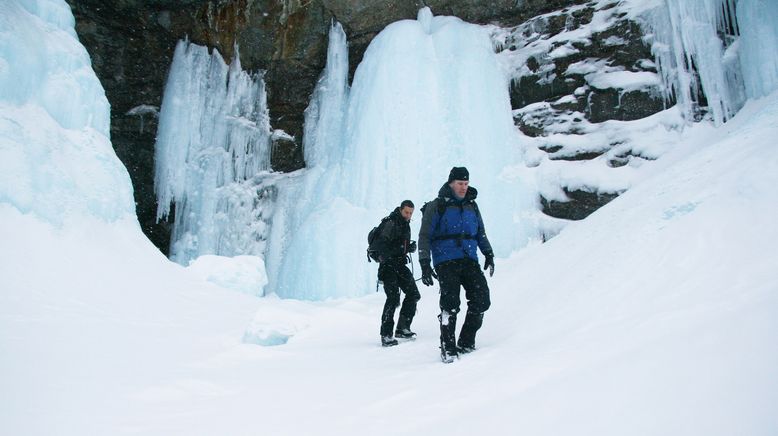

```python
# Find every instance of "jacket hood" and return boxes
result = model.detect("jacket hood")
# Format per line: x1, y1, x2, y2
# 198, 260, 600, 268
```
438, 183, 478, 202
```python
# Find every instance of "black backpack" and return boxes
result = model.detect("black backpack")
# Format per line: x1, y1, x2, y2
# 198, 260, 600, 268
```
366, 216, 391, 262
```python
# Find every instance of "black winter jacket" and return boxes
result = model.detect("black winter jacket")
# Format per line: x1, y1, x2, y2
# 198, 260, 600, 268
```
375, 207, 412, 263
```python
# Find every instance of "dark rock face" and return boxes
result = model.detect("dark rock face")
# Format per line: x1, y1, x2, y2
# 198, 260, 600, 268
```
540, 189, 621, 221
68, 0, 658, 252
587, 88, 665, 123
501, 2, 667, 222
67, 0, 181, 252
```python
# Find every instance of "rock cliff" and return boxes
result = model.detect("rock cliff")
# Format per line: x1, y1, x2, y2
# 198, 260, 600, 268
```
67, 0, 666, 253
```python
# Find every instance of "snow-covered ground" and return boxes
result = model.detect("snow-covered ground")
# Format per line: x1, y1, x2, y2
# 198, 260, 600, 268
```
3, 91, 777, 435
2, 0, 777, 435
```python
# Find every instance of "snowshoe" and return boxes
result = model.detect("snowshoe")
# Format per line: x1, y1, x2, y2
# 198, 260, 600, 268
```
381, 336, 399, 347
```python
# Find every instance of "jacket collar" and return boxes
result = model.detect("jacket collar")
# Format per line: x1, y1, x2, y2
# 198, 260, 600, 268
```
438, 183, 478, 203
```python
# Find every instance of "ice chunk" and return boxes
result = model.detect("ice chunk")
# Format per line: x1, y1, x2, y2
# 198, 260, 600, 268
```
186, 255, 268, 296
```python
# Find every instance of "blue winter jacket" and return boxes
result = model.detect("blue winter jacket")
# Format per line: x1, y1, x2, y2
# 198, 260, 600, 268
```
418, 184, 493, 267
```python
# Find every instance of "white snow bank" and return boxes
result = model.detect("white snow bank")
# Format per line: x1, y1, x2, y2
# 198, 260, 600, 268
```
0, 103, 135, 224
186, 254, 267, 296
0, 206, 260, 435
484, 91, 778, 435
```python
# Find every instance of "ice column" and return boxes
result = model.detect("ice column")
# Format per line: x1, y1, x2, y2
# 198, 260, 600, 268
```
266, 11, 536, 300
737, 0, 778, 99
154, 41, 272, 264
264, 21, 352, 300
302, 21, 350, 169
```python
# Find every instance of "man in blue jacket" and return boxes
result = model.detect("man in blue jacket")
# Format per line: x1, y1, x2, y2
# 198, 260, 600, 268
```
418, 167, 495, 363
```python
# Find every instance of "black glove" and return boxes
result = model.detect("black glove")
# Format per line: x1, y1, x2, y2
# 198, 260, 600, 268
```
408, 240, 417, 254
483, 254, 495, 277
420, 259, 437, 286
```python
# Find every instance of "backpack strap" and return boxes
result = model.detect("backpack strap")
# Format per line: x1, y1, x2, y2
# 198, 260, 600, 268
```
429, 199, 481, 244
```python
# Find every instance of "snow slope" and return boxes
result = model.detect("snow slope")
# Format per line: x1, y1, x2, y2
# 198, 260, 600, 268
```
3, 93, 775, 435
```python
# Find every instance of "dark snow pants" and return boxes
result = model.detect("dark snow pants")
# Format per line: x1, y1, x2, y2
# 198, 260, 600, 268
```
379, 260, 421, 337
435, 258, 491, 352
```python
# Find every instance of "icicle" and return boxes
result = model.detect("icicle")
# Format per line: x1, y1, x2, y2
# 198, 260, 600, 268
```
302, 21, 350, 168
418, 7, 433, 34
640, 0, 744, 125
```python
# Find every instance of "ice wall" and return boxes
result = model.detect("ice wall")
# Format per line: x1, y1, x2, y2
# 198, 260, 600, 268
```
737, 0, 778, 99
639, 0, 778, 124
266, 10, 537, 300
0, 0, 134, 224
154, 41, 272, 264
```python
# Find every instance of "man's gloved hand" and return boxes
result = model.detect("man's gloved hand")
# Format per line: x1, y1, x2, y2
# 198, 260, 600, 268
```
420, 259, 437, 286
408, 240, 417, 254
483, 254, 495, 277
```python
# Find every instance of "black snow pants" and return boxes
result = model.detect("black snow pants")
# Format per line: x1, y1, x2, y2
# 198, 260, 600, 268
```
379, 259, 421, 337
435, 258, 491, 352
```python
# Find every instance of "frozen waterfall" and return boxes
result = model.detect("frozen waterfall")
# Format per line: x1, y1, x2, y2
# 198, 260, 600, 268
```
265, 10, 537, 300
154, 40, 273, 264
641, 0, 778, 125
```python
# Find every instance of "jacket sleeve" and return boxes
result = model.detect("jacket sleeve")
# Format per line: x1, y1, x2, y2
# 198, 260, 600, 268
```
418, 200, 438, 262
475, 203, 494, 257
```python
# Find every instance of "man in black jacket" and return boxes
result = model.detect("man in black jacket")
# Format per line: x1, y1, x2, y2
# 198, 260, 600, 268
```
374, 200, 421, 347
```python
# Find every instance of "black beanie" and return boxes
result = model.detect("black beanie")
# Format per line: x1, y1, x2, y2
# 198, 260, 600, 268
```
448, 166, 469, 182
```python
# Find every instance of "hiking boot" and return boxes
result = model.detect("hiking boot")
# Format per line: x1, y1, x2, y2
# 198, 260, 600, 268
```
381, 336, 399, 347
440, 346, 458, 364
457, 344, 476, 354
395, 328, 417, 340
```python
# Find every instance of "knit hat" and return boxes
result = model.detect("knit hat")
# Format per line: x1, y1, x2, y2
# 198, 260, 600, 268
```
448, 166, 469, 182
